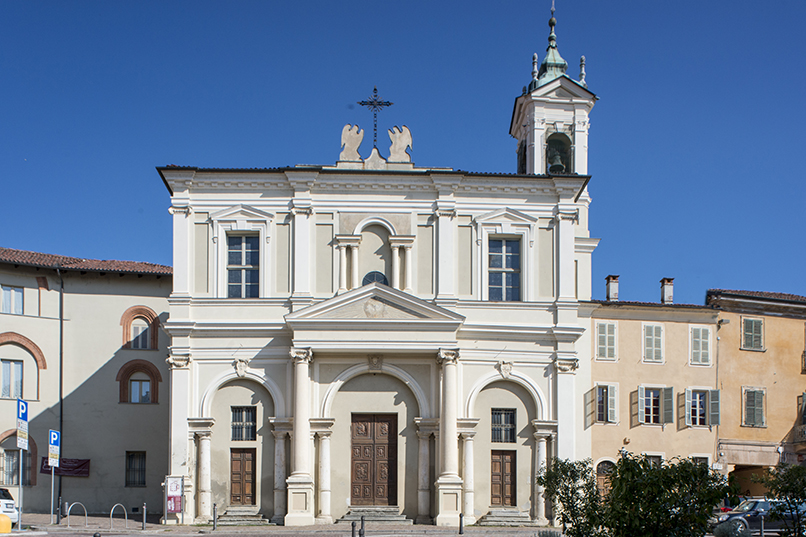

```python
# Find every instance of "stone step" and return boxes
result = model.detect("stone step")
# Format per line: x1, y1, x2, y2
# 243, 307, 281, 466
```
475, 509, 540, 527
336, 506, 413, 525
216, 510, 274, 526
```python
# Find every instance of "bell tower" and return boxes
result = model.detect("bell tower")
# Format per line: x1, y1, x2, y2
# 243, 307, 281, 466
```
510, 9, 596, 175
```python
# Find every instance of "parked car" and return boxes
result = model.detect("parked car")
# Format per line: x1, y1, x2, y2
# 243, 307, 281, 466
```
0, 488, 18, 524
710, 498, 805, 533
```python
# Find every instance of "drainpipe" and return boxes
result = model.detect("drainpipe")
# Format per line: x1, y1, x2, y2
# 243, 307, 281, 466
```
56, 267, 64, 502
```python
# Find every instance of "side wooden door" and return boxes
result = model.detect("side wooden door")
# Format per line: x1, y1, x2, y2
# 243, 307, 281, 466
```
230, 448, 256, 505
351, 414, 397, 506
490, 450, 516, 507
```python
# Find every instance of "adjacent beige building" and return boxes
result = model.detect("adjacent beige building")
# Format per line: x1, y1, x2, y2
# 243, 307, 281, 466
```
0, 247, 171, 515
706, 289, 806, 495
582, 276, 720, 488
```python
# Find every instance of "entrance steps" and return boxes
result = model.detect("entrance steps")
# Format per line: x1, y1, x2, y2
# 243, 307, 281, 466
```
336, 506, 413, 525
475, 508, 540, 526
216, 507, 274, 526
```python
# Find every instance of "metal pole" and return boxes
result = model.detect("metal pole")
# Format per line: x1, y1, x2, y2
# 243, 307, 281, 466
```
181, 477, 185, 526
351, 520, 356, 537
459, 512, 464, 534
50, 466, 55, 524
57, 496, 62, 524
142, 503, 146, 530
18, 450, 23, 530
213, 503, 217, 531
359, 515, 365, 537
761, 512, 765, 536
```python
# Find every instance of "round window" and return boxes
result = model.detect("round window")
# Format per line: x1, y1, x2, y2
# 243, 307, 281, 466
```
362, 271, 388, 286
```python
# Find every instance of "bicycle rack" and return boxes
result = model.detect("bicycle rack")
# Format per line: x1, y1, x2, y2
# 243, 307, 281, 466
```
66, 502, 88, 528
110, 503, 129, 529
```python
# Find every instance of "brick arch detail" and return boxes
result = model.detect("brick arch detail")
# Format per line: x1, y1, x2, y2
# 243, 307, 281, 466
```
0, 429, 38, 486
120, 305, 160, 350
115, 359, 162, 403
0, 332, 47, 370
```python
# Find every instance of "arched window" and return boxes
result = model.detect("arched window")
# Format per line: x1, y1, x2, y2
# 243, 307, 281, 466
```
120, 306, 159, 350
362, 271, 388, 286
596, 460, 616, 497
546, 133, 572, 174
0, 430, 37, 486
0, 332, 46, 400
116, 359, 162, 404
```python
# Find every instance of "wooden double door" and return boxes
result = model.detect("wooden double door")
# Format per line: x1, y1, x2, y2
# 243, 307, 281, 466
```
491, 450, 516, 507
351, 414, 397, 506
230, 448, 256, 505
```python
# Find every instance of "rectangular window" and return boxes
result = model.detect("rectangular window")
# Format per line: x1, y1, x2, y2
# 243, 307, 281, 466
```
646, 455, 662, 467
1, 285, 23, 315
685, 389, 721, 427
0, 450, 31, 486
129, 380, 151, 403
227, 236, 260, 299
692, 456, 709, 466
690, 390, 707, 426
742, 318, 764, 350
491, 408, 516, 442
595, 385, 618, 423
131, 321, 149, 350
231, 406, 257, 441
125, 452, 146, 487
638, 386, 673, 425
691, 327, 711, 365
744, 388, 765, 427
597, 322, 616, 360
643, 325, 663, 362
488, 239, 520, 301
1, 361, 22, 399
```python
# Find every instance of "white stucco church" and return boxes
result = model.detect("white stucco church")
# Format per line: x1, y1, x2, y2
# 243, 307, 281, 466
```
160, 13, 598, 526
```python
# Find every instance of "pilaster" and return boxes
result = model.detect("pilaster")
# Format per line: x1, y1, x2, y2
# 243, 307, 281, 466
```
435, 348, 462, 527
286, 347, 315, 526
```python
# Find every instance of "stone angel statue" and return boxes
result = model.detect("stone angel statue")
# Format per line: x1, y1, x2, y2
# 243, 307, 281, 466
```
339, 124, 364, 161
388, 125, 412, 163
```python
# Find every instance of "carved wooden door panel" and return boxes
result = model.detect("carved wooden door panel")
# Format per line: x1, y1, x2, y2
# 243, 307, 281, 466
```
491, 450, 516, 507
351, 414, 397, 506
230, 448, 255, 505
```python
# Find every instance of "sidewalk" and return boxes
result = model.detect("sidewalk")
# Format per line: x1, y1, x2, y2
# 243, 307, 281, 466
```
20, 513, 563, 537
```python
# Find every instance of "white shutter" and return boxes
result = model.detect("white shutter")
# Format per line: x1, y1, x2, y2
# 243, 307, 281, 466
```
701, 328, 710, 364
685, 388, 692, 427
644, 326, 652, 361
12, 287, 22, 315
638, 386, 646, 424
654, 326, 663, 361
1, 287, 9, 313
691, 328, 700, 364
607, 323, 616, 359
597, 323, 606, 358
608, 384, 618, 423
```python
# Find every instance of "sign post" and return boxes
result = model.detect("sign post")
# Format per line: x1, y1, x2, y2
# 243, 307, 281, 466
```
48, 430, 60, 524
16, 400, 28, 529
165, 476, 184, 524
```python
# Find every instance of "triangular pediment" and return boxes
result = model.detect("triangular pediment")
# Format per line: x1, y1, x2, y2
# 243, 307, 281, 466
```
531, 75, 596, 100
473, 207, 537, 225
286, 283, 465, 324
209, 204, 274, 222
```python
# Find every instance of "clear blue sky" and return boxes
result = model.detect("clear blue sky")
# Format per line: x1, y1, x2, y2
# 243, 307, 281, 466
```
2, 1, 804, 305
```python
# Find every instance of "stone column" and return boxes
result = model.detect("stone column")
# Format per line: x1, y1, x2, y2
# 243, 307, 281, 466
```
533, 433, 549, 524
435, 348, 462, 526
416, 430, 431, 524
391, 245, 401, 289
271, 430, 287, 524
337, 245, 347, 293
317, 431, 332, 524
196, 431, 212, 522
350, 245, 359, 289
404, 245, 413, 292
461, 432, 476, 525
286, 348, 315, 526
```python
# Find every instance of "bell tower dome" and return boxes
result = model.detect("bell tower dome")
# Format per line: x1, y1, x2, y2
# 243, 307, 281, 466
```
510, 10, 596, 175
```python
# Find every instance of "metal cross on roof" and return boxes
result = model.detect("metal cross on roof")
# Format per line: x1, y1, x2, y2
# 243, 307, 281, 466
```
357, 86, 393, 148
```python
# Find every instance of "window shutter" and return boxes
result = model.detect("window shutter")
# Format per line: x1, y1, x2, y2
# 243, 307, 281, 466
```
755, 391, 765, 426
745, 390, 756, 425
608, 384, 618, 423
1, 287, 9, 313
691, 328, 700, 363
655, 326, 663, 361
662, 387, 674, 424
607, 323, 616, 358
709, 390, 721, 426
701, 328, 710, 364
638, 386, 646, 424
597, 323, 606, 358
644, 326, 652, 361
685, 388, 692, 427
753, 320, 762, 348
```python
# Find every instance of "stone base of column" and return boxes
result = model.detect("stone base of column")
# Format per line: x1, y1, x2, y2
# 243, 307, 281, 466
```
415, 515, 433, 525
533, 516, 550, 526
194, 516, 212, 524
284, 476, 315, 526
197, 489, 212, 524
270, 514, 285, 525
434, 476, 463, 527
315, 515, 333, 524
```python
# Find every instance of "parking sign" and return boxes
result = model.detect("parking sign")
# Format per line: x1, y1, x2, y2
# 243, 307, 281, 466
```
17, 399, 28, 450
48, 430, 60, 468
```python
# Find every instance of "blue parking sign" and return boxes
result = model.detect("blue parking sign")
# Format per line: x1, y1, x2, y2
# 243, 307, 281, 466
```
17, 399, 27, 422
49, 430, 60, 448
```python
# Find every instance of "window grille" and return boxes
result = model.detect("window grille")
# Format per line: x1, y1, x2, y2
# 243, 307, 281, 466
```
491, 408, 516, 443
231, 406, 257, 441
125, 452, 146, 487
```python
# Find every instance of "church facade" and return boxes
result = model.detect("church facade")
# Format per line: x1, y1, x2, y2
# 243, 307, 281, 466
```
160, 16, 597, 526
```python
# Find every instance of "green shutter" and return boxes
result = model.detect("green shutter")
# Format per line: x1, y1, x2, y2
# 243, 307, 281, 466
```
709, 390, 720, 426
755, 391, 765, 426
662, 387, 674, 424
745, 390, 756, 425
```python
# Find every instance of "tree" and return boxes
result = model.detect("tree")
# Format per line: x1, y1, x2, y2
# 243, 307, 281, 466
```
604, 452, 734, 537
537, 457, 605, 537
753, 463, 806, 537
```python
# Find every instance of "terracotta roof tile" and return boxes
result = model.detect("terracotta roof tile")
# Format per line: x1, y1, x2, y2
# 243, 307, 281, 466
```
0, 247, 172, 275
707, 288, 806, 304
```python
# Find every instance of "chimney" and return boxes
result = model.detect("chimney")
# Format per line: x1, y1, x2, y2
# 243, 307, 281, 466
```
660, 278, 674, 304
605, 275, 619, 302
